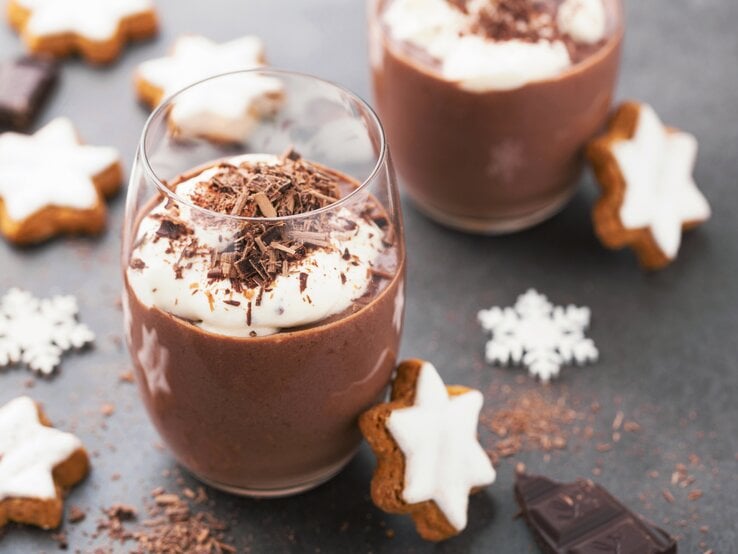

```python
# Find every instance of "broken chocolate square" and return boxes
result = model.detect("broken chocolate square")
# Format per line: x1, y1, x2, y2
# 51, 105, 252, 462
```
515, 473, 677, 553
0, 57, 58, 131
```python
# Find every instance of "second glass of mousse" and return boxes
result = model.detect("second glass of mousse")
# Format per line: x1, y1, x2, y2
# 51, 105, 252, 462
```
370, 0, 624, 233
122, 71, 405, 497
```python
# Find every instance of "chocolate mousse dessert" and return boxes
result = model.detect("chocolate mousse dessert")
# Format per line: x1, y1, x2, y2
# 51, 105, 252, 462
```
123, 150, 405, 496
370, 0, 624, 232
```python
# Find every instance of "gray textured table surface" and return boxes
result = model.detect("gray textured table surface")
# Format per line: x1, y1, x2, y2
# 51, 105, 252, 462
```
1, 1, 737, 552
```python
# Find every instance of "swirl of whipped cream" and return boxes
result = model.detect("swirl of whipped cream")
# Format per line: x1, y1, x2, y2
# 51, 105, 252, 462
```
127, 155, 387, 337
383, 0, 608, 91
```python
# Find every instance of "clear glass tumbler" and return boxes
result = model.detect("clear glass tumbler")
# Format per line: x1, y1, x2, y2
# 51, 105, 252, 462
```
122, 70, 405, 497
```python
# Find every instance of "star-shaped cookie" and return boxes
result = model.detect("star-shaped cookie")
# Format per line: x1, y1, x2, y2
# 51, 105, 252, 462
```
588, 101, 711, 270
0, 396, 89, 529
0, 117, 122, 245
7, 0, 158, 64
360, 359, 496, 541
134, 35, 284, 143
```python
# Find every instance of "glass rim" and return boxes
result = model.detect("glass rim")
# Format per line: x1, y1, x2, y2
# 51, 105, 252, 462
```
138, 68, 388, 223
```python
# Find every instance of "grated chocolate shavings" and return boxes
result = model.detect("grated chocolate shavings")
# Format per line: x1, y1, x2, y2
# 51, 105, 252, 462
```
176, 151, 348, 289
156, 219, 191, 241
95, 491, 234, 554
470, 0, 558, 43
130, 258, 146, 270
447, 0, 470, 13
482, 389, 579, 463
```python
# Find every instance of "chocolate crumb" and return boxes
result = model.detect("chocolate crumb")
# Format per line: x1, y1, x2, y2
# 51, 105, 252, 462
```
471, 0, 557, 43
299, 272, 309, 293
130, 258, 146, 270
182, 152, 347, 289
51, 531, 68, 550
68, 505, 86, 524
156, 219, 190, 241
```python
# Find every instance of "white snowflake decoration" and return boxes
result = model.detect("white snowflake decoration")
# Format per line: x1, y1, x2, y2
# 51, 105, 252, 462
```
0, 288, 94, 374
478, 289, 598, 382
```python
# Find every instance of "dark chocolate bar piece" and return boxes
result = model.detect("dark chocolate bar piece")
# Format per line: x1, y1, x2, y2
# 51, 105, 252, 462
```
0, 57, 58, 131
515, 473, 677, 554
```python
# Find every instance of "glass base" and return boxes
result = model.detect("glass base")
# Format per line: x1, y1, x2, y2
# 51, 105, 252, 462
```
407, 186, 577, 235
185, 448, 358, 498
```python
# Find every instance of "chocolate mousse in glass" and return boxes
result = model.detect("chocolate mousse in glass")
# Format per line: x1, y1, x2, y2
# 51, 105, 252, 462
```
122, 71, 405, 497
370, 0, 624, 232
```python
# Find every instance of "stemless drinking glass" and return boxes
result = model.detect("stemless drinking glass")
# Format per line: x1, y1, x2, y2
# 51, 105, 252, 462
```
122, 70, 406, 497
369, 0, 624, 233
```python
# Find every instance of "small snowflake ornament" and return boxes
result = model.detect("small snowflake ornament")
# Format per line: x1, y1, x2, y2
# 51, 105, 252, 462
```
0, 288, 94, 374
478, 289, 598, 382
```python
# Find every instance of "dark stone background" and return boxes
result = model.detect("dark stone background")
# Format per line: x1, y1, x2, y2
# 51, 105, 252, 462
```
1, 0, 736, 552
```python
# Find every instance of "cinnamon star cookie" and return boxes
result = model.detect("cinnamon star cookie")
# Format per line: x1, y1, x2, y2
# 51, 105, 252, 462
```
359, 359, 495, 541
134, 35, 284, 143
588, 101, 711, 270
0, 396, 90, 529
0, 118, 122, 244
7, 0, 158, 64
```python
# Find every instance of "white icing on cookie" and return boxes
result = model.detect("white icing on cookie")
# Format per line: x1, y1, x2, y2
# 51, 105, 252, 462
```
0, 396, 83, 501
14, 0, 154, 41
386, 362, 495, 531
612, 104, 711, 259
138, 35, 266, 99
136, 35, 284, 143
0, 118, 120, 221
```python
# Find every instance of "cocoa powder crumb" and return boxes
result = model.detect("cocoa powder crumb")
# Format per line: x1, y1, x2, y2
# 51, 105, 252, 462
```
483, 390, 578, 462
96, 492, 234, 553
51, 531, 68, 549
68, 505, 86, 524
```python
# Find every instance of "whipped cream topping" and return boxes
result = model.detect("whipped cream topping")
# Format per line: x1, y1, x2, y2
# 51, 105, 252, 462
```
127, 155, 387, 337
382, 0, 608, 91
558, 0, 607, 45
